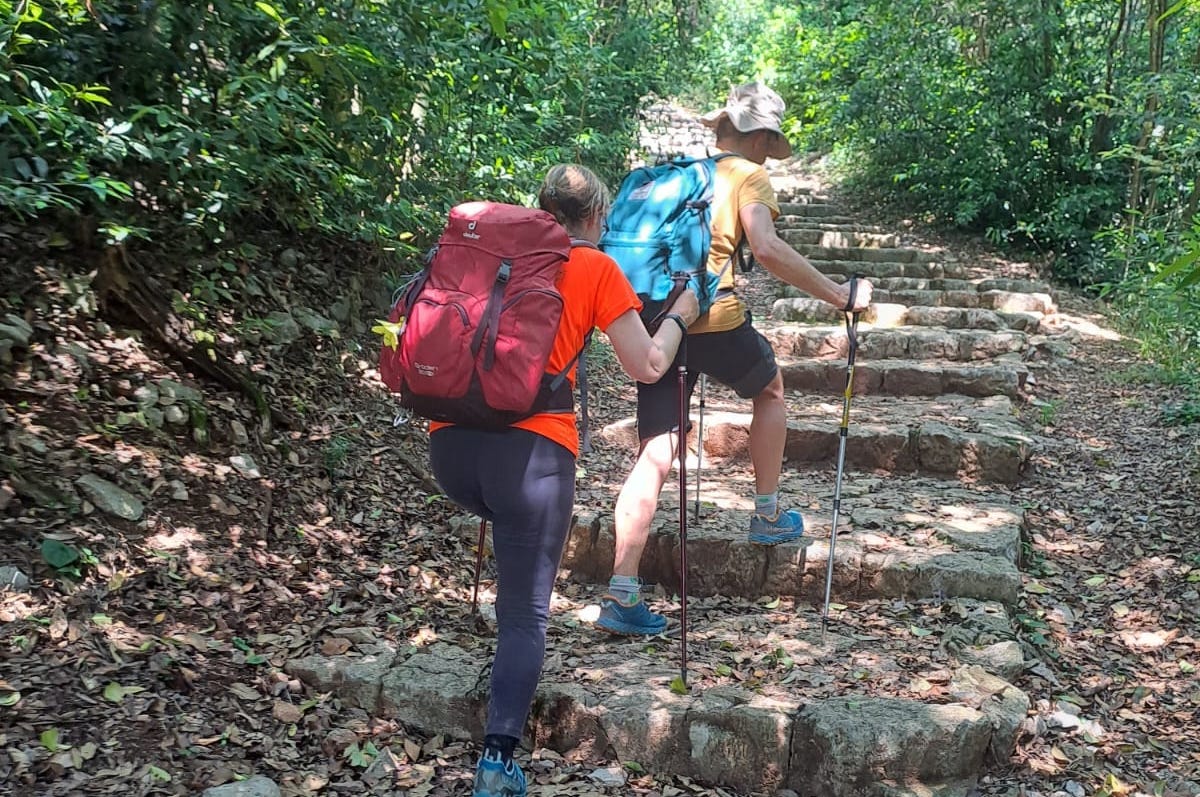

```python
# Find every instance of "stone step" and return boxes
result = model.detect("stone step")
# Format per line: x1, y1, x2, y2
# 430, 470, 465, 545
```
807, 258, 971, 280
781, 228, 900, 248
778, 201, 846, 217
287, 599, 1028, 797
775, 217, 889, 233
560, 476, 1025, 605
791, 245, 943, 264
779, 357, 1028, 398
779, 286, 1057, 315
599, 394, 1035, 484
772, 297, 1045, 332
763, 325, 1029, 362
824, 275, 1054, 294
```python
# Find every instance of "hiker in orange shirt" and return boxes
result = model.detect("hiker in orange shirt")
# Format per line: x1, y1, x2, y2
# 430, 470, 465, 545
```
427, 165, 698, 797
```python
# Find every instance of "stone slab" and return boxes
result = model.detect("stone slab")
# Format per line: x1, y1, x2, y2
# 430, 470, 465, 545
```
778, 358, 1028, 398
764, 325, 1029, 362
791, 245, 941, 264
781, 228, 900, 248
602, 395, 1034, 484
288, 607, 1029, 797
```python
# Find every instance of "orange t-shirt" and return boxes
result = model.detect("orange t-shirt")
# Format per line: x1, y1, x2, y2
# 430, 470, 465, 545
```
429, 245, 641, 457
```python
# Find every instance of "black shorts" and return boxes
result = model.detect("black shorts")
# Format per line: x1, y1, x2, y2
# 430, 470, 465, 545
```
636, 310, 778, 441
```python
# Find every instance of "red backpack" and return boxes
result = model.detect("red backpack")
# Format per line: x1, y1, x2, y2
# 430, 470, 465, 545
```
380, 201, 585, 429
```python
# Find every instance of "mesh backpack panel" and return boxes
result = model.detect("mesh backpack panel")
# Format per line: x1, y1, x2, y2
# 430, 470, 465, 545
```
599, 154, 740, 316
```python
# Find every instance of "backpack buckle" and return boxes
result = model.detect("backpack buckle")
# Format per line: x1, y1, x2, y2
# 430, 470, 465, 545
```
496, 261, 512, 283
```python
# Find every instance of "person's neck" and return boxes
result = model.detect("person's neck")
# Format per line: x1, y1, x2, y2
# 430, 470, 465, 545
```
714, 139, 749, 158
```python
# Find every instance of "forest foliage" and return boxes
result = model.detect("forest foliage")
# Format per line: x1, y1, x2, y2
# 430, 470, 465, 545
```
690, 0, 1200, 392
0, 0, 688, 253
2, 0, 1198, 395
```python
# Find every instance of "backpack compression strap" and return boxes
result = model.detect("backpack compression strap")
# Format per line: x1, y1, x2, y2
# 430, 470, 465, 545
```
564, 237, 599, 452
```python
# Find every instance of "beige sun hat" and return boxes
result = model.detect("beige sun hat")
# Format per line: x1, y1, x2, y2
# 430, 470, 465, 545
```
700, 81, 793, 160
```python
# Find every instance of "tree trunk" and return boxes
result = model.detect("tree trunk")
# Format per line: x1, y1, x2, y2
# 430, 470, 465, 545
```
1125, 0, 1168, 272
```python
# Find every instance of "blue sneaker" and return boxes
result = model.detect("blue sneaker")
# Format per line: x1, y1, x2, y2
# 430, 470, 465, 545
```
474, 749, 526, 797
596, 595, 668, 636
749, 509, 812, 546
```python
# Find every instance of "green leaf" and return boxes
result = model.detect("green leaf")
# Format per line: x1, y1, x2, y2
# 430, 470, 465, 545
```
762, 596, 781, 609
623, 761, 645, 773
42, 539, 79, 569
1083, 575, 1106, 587
255, 1, 284, 24
909, 625, 934, 638
103, 682, 146, 703
372, 319, 405, 350
669, 675, 689, 695
0, 691, 21, 707
715, 663, 733, 676
1024, 580, 1052, 594
147, 764, 171, 782
40, 728, 60, 752
245, 653, 267, 665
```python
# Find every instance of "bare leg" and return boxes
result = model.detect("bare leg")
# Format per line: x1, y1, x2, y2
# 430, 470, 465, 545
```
612, 431, 677, 577
749, 371, 787, 496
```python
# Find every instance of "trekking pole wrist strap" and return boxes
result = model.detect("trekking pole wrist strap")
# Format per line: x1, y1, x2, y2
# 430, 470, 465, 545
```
664, 313, 689, 335
843, 274, 860, 313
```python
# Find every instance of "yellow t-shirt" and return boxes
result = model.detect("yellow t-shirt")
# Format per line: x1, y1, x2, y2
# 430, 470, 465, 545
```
688, 155, 780, 334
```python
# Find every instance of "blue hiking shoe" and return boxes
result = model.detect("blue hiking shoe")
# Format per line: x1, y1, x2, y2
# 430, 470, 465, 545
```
474, 749, 526, 797
749, 509, 812, 546
596, 594, 668, 636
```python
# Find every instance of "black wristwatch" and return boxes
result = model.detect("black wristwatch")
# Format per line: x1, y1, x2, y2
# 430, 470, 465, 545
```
665, 313, 688, 335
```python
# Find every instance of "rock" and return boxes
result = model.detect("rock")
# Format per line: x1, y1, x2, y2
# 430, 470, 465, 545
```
169, 480, 189, 501
285, 648, 398, 714
0, 565, 30, 591
157, 378, 203, 405
164, 405, 187, 425
271, 700, 304, 725
262, 312, 302, 344
230, 420, 250, 446
279, 248, 302, 268
293, 307, 339, 337
229, 454, 262, 479
75, 474, 144, 521
133, 384, 159, 410
323, 728, 359, 757
0, 314, 33, 347
201, 776, 281, 797
588, 766, 627, 787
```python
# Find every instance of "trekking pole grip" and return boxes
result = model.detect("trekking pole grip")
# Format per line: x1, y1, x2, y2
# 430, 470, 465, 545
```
843, 273, 863, 363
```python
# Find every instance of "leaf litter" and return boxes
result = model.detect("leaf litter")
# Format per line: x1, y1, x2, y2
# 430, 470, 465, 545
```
0, 199, 1198, 797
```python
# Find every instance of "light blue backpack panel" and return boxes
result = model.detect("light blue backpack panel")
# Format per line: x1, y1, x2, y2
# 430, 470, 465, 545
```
600, 154, 739, 314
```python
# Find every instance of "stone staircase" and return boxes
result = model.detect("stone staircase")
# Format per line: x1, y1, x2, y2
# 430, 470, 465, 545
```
287, 101, 1054, 796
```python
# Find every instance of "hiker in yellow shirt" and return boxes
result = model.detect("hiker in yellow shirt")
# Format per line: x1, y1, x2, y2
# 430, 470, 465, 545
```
598, 82, 874, 635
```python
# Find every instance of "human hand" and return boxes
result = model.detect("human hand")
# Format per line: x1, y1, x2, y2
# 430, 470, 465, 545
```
669, 288, 700, 325
839, 278, 873, 312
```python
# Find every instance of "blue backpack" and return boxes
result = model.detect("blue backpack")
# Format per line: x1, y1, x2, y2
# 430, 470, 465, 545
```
600, 153, 745, 320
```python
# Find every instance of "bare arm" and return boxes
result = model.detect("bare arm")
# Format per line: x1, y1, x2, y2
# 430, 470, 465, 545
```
741, 203, 872, 310
605, 290, 699, 383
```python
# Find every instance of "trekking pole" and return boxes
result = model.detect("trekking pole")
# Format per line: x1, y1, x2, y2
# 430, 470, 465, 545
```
693, 374, 706, 522
677, 331, 690, 685
471, 518, 487, 615
821, 275, 862, 640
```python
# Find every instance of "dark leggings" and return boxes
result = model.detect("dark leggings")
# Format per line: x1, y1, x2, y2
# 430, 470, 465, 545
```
428, 426, 576, 740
